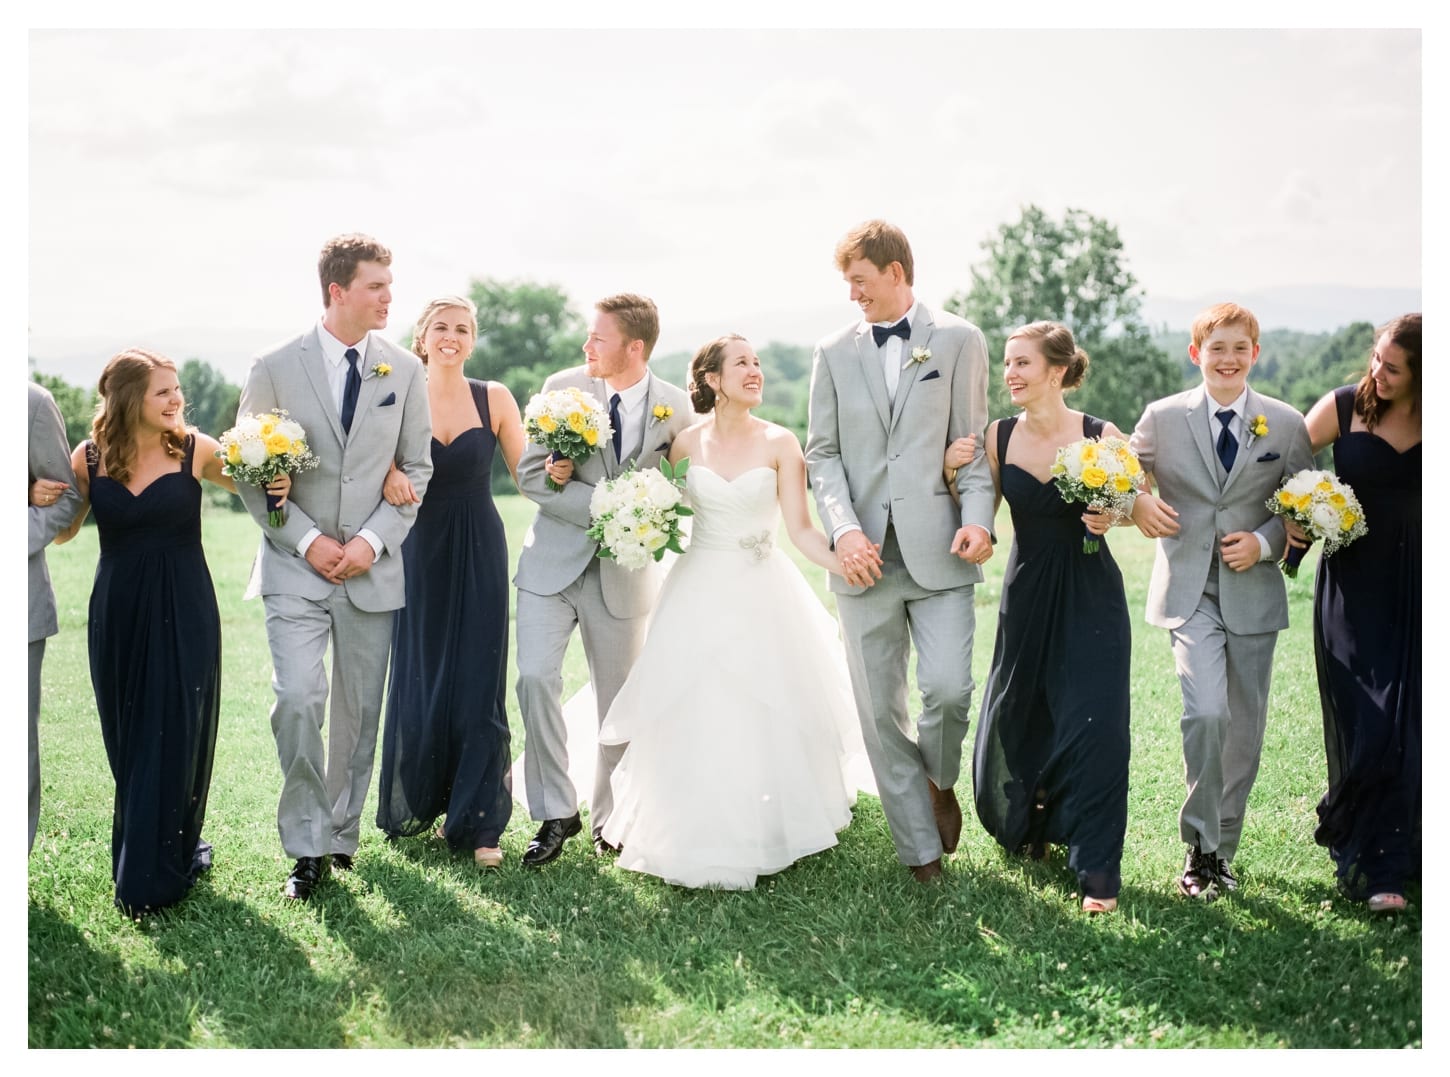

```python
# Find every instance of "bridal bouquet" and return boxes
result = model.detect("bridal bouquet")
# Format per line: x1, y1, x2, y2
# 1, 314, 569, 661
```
587, 458, 692, 571
523, 387, 612, 491
1265, 469, 1368, 577
1050, 435, 1143, 553
217, 409, 319, 526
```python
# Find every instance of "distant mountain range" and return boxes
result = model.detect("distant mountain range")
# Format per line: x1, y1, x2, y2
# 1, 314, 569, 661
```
27, 285, 1421, 387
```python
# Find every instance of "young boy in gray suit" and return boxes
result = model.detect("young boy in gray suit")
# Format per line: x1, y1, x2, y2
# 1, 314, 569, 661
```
1129, 302, 1313, 900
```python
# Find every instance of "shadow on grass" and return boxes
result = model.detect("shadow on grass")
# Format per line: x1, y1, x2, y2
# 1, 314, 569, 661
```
29, 883, 334, 1048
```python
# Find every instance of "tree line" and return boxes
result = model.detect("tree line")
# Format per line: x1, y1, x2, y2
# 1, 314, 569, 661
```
32, 205, 1375, 504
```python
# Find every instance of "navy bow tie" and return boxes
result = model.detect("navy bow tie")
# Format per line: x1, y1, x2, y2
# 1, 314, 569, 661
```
871, 319, 911, 347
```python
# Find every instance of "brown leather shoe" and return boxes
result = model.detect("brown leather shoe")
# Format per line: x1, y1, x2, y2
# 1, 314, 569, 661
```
927, 779, 962, 854
910, 858, 943, 883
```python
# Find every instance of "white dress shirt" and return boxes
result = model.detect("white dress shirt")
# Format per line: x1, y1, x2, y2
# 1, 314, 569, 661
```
607, 373, 651, 463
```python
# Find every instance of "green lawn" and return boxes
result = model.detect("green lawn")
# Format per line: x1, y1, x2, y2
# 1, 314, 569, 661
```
27, 497, 1421, 1048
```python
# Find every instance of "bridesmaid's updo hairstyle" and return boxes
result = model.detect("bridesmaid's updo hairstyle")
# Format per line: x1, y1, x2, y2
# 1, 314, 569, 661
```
1355, 312, 1420, 429
91, 347, 188, 486
688, 333, 748, 413
1008, 321, 1090, 391
411, 294, 478, 365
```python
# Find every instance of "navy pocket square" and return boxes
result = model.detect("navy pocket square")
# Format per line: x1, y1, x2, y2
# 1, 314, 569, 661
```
1255, 451, 1279, 462
378, 392, 396, 407
919, 369, 941, 381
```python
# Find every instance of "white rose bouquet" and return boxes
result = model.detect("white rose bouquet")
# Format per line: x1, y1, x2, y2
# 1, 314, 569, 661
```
216, 409, 320, 526
523, 387, 612, 491
587, 458, 692, 571
1050, 435, 1143, 553
1265, 469, 1368, 577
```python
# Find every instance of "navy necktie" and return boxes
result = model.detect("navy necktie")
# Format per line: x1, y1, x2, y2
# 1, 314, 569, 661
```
609, 392, 623, 460
1215, 409, 1238, 472
341, 348, 362, 434
872, 319, 911, 348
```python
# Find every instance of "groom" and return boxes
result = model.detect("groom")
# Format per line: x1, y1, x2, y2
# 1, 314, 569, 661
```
514, 293, 692, 867
805, 220, 995, 883
237, 233, 432, 900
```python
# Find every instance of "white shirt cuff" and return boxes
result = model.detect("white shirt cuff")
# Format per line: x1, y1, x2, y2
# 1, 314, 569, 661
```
297, 527, 321, 556
1253, 530, 1272, 562
359, 528, 384, 562
831, 523, 862, 545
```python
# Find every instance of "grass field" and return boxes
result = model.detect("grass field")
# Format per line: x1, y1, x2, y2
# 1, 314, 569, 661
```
27, 497, 1421, 1048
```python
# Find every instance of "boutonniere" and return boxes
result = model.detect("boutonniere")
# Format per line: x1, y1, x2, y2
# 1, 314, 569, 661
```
366, 362, 392, 380
1250, 414, 1268, 438
910, 347, 932, 365
651, 403, 674, 423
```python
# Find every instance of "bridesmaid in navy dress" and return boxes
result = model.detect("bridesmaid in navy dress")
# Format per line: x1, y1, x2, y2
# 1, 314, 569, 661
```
1291, 314, 1420, 914
949, 322, 1133, 914
376, 296, 525, 868
53, 348, 287, 915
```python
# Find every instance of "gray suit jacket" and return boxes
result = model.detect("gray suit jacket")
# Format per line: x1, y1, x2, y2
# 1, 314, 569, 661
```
29, 383, 83, 643
513, 366, 693, 618
805, 303, 995, 594
235, 327, 432, 613
1130, 384, 1313, 633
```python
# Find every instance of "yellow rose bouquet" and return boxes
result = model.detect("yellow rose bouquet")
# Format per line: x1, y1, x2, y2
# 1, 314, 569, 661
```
523, 387, 612, 491
216, 409, 320, 526
1265, 469, 1368, 577
1050, 435, 1143, 553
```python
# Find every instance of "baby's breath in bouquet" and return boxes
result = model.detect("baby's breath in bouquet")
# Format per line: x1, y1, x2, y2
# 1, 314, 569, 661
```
587, 459, 692, 571
523, 387, 612, 491
1266, 469, 1368, 577
217, 409, 319, 525
1050, 435, 1143, 553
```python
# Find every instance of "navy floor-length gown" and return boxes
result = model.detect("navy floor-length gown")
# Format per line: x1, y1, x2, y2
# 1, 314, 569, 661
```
376, 379, 512, 850
85, 435, 218, 914
1313, 385, 1421, 900
972, 415, 1132, 901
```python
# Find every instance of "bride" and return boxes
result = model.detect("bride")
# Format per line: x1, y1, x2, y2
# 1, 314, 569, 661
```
553, 333, 877, 889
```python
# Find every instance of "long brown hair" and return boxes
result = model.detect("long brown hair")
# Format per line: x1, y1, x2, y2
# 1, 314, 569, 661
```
90, 348, 187, 484
1354, 313, 1420, 429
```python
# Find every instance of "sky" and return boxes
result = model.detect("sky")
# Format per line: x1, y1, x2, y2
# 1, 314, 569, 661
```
21, 16, 1428, 383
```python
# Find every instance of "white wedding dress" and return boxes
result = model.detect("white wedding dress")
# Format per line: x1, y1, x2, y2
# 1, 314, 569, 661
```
586, 464, 876, 889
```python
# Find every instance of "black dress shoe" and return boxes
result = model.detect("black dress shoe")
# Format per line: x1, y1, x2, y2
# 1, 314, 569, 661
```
331, 853, 354, 872
284, 856, 328, 901
521, 814, 582, 867
593, 831, 621, 856
1177, 844, 1218, 901
1213, 856, 1238, 892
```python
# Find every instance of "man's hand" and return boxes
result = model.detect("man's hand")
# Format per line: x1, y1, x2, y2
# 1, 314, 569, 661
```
836, 530, 883, 588
1131, 492, 1180, 538
304, 535, 346, 581
545, 456, 574, 487
331, 536, 377, 582
950, 524, 993, 564
1220, 531, 1260, 573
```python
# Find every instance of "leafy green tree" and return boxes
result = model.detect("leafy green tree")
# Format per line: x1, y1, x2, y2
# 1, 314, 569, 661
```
178, 358, 241, 437
945, 205, 1180, 428
30, 369, 95, 451
462, 278, 587, 404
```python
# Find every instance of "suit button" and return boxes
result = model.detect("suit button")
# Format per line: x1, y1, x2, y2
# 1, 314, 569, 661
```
1217, 504, 1226, 511
881, 502, 889, 510
1202, 542, 1211, 551
343, 476, 352, 483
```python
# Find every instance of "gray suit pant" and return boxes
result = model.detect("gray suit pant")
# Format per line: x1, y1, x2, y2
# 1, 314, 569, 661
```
836, 529, 976, 866
29, 639, 44, 854
264, 590, 393, 859
515, 559, 648, 831
1169, 562, 1277, 863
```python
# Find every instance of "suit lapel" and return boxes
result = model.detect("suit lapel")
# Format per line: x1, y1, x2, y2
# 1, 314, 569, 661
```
889, 306, 934, 431
594, 375, 620, 477
299, 329, 346, 447
1183, 386, 1221, 488
853, 325, 892, 429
